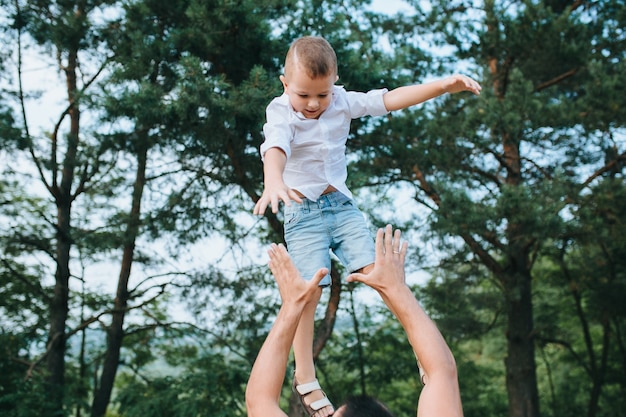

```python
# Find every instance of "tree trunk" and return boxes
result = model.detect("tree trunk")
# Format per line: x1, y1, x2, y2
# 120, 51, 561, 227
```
486, 0, 541, 411
500, 128, 540, 417
90, 142, 148, 417
45, 42, 81, 416
502, 261, 539, 417
46, 202, 71, 415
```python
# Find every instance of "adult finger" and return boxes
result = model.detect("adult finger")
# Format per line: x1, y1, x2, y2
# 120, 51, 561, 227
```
308, 267, 328, 287
374, 227, 385, 259
391, 227, 402, 254
383, 224, 394, 255
267, 243, 282, 267
346, 269, 369, 284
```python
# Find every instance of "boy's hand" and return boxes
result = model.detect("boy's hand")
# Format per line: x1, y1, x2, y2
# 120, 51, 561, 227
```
444, 74, 482, 95
253, 181, 303, 215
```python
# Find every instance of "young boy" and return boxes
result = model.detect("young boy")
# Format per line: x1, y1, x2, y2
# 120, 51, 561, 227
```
253, 36, 480, 417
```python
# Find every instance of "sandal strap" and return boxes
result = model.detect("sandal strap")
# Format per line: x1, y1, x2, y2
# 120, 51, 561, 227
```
309, 396, 332, 411
294, 379, 322, 395
293, 376, 334, 415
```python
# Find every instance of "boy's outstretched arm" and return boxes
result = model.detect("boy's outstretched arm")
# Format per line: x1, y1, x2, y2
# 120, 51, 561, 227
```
253, 147, 302, 215
383, 74, 481, 112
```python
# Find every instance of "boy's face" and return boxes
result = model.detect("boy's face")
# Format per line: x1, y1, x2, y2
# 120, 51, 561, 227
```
280, 64, 337, 119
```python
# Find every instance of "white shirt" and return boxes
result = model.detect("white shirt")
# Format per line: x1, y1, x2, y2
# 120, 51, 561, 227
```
260, 85, 389, 201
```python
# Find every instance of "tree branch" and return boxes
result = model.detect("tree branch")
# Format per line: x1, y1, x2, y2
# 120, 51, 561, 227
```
534, 68, 578, 92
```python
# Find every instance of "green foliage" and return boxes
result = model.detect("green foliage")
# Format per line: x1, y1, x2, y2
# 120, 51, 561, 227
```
0, 108, 23, 150
1, 1, 625, 417
456, 340, 509, 417
114, 349, 249, 417
0, 360, 51, 417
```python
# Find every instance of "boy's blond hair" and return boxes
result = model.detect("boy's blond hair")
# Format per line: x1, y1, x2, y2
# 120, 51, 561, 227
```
285, 36, 338, 79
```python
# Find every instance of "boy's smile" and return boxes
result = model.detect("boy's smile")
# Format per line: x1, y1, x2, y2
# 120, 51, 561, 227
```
280, 65, 337, 119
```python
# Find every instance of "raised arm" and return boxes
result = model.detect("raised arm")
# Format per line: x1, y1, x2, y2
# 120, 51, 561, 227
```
347, 226, 464, 417
245, 243, 327, 417
253, 147, 302, 215
383, 74, 481, 112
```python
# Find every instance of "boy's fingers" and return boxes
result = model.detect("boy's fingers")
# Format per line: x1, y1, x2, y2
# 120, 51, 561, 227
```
288, 189, 303, 203
271, 196, 280, 213
276, 192, 293, 211
253, 199, 264, 215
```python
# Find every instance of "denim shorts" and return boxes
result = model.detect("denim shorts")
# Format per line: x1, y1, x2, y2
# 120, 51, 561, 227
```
283, 191, 375, 287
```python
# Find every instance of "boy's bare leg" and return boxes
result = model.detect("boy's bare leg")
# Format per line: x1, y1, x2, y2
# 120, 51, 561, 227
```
293, 290, 320, 382
360, 263, 374, 274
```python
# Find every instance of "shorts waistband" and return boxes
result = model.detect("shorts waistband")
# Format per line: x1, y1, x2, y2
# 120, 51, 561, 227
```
299, 191, 350, 209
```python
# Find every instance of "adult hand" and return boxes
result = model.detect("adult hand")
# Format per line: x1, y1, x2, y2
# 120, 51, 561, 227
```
267, 243, 327, 304
246, 244, 327, 417
346, 224, 408, 294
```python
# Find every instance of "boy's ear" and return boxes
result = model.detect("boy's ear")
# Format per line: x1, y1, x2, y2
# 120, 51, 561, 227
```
279, 75, 288, 92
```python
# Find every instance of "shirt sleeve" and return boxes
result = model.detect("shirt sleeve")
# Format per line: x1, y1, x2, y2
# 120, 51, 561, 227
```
260, 95, 293, 162
345, 88, 390, 118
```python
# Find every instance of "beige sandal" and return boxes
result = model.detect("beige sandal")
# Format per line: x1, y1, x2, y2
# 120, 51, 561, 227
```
292, 376, 333, 416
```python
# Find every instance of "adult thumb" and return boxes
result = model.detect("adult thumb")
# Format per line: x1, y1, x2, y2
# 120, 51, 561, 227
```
310, 267, 328, 286
346, 272, 364, 284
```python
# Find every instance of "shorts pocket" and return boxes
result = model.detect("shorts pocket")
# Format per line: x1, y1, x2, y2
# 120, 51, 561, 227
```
284, 207, 302, 227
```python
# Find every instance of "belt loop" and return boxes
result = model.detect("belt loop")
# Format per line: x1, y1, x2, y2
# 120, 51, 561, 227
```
327, 191, 346, 207
327, 192, 337, 207
319, 193, 329, 208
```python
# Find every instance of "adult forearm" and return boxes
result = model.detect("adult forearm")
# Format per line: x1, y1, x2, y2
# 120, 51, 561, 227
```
378, 284, 456, 374
378, 284, 423, 340
347, 224, 464, 417
246, 304, 304, 417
